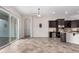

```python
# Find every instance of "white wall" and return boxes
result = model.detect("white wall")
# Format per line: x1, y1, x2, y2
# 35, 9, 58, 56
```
70, 14, 79, 20
32, 17, 49, 37
19, 17, 25, 38
24, 16, 31, 37
25, 16, 66, 37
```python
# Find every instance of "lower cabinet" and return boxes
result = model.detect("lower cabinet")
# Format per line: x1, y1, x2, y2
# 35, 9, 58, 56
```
56, 32, 60, 38
49, 32, 52, 38
60, 33, 66, 42
49, 32, 56, 38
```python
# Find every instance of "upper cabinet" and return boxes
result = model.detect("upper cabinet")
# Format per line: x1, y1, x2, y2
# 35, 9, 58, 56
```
65, 20, 79, 28
64, 20, 79, 28
77, 20, 79, 27
57, 19, 64, 25
49, 19, 79, 28
71, 20, 77, 28
49, 21, 56, 28
64, 21, 71, 28
71, 20, 79, 28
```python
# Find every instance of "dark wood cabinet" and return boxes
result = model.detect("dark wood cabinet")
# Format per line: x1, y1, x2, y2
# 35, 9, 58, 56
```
56, 19, 64, 38
64, 20, 79, 28
60, 33, 66, 42
57, 19, 64, 25
77, 20, 79, 27
64, 21, 71, 28
49, 32, 56, 38
71, 20, 78, 28
56, 32, 60, 38
48, 19, 79, 40
49, 32, 52, 38
49, 21, 56, 28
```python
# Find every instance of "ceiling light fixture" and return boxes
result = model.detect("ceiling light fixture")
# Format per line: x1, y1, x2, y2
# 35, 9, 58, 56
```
37, 14, 41, 17
32, 8, 41, 17
77, 11, 79, 13
65, 11, 68, 15
37, 8, 41, 17
52, 11, 55, 14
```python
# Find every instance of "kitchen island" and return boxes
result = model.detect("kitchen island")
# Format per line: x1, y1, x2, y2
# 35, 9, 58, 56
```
66, 32, 79, 44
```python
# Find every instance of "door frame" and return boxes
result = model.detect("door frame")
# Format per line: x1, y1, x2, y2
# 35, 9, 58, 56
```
0, 7, 19, 44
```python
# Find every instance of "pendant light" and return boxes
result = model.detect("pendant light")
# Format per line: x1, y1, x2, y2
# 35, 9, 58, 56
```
37, 8, 41, 17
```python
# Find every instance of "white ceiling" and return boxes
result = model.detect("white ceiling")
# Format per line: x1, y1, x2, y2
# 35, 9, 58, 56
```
15, 6, 79, 17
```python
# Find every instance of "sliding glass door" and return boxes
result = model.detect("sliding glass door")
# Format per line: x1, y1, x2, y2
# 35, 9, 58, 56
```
0, 10, 9, 47
0, 8, 18, 48
10, 16, 17, 42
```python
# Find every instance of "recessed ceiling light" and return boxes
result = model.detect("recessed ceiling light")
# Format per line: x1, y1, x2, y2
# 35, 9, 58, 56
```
65, 11, 68, 15
77, 11, 79, 13
52, 11, 55, 14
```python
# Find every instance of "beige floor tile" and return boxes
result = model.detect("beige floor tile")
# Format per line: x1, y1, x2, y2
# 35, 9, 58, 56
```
0, 38, 79, 53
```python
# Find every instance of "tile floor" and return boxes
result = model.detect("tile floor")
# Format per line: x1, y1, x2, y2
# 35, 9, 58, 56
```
0, 38, 79, 53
